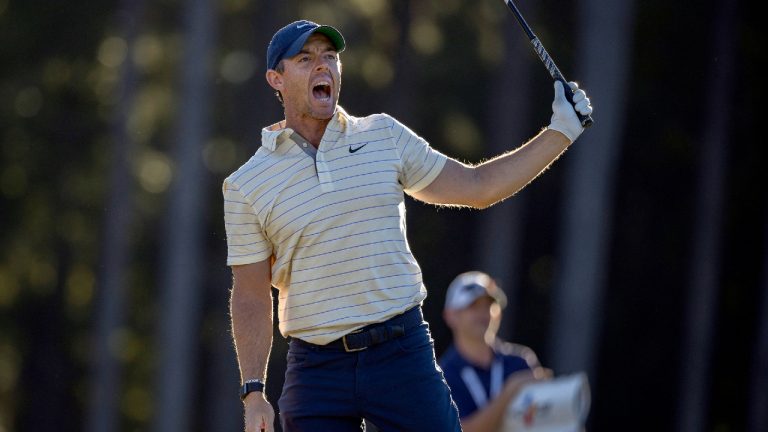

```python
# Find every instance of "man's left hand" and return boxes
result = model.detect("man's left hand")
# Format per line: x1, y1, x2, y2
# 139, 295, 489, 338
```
548, 81, 593, 143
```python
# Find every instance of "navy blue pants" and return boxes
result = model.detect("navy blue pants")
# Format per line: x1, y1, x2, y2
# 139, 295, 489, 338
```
278, 308, 462, 431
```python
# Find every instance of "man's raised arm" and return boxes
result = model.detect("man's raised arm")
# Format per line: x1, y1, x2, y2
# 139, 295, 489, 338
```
411, 81, 592, 209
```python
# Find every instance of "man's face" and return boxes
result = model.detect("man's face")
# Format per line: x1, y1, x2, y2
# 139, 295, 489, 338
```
275, 33, 342, 120
451, 296, 501, 341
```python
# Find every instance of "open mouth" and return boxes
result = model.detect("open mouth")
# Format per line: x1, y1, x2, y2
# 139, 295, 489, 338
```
312, 81, 332, 102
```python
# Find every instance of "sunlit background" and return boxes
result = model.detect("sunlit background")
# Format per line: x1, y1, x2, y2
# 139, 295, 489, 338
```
1, 0, 765, 431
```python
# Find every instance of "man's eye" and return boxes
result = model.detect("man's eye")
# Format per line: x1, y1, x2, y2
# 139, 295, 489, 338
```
299, 56, 310, 62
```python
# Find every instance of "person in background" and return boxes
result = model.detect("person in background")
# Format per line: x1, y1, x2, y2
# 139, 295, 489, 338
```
440, 271, 551, 432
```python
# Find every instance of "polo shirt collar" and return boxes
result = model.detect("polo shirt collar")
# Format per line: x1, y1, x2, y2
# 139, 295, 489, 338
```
260, 119, 288, 151
260, 106, 350, 151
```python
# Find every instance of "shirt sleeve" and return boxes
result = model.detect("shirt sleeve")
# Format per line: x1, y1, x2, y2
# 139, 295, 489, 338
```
388, 116, 448, 194
223, 179, 272, 266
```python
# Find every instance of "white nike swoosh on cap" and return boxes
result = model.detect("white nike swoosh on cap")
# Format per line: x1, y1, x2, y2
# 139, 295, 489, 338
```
297, 23, 310, 29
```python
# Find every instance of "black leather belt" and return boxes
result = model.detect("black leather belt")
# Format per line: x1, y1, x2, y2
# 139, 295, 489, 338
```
291, 306, 423, 352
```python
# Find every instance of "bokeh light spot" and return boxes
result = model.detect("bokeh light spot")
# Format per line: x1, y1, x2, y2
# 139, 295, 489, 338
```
220, 51, 257, 84
109, 328, 143, 362
410, 19, 444, 55
0, 341, 20, 393
362, 53, 394, 89
299, 2, 342, 27
28, 260, 57, 296
203, 138, 238, 174
66, 265, 95, 309
123, 385, 153, 422
442, 112, 482, 155
129, 85, 174, 144
346, 0, 387, 17
136, 151, 173, 194
98, 36, 128, 68
133, 35, 164, 72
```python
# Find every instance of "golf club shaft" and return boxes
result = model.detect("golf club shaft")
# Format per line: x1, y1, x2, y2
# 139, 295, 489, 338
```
502, 0, 593, 127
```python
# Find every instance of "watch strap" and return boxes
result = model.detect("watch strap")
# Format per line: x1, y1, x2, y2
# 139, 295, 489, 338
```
240, 379, 265, 400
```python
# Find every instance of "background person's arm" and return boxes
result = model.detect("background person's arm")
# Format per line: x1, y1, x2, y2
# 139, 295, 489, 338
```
461, 368, 551, 432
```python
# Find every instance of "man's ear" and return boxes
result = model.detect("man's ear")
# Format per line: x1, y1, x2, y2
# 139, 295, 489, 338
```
266, 69, 283, 92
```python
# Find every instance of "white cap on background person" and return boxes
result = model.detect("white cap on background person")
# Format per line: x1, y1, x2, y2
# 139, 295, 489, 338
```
444, 271, 507, 311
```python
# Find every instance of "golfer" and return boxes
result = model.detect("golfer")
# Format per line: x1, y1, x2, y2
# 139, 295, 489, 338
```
223, 20, 592, 432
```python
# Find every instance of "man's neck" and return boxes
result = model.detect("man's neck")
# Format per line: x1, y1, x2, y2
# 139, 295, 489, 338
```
284, 110, 333, 148
455, 336, 494, 369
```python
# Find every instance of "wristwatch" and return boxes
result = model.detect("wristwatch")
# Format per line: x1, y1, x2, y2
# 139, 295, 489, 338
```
240, 379, 265, 400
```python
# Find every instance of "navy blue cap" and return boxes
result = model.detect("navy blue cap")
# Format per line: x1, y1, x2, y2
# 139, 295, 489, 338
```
266, 20, 346, 71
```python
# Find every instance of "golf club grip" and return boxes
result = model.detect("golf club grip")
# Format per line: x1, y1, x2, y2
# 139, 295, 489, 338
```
531, 38, 594, 129
504, 0, 593, 128
558, 78, 594, 128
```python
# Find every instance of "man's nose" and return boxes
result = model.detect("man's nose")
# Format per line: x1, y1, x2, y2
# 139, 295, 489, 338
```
314, 58, 330, 71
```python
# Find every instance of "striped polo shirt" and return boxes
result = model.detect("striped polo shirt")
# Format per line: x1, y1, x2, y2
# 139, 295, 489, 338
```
223, 107, 448, 344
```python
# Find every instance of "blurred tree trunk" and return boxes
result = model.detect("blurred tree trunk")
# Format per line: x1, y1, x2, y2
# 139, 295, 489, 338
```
86, 2, 145, 431
676, 2, 737, 431
386, 0, 414, 120
549, 0, 635, 378
204, 271, 247, 432
200, 2, 283, 429
475, 18, 535, 340
204, 4, 287, 432
22, 246, 76, 431
750, 211, 768, 431
151, 0, 216, 431
239, 1, 290, 142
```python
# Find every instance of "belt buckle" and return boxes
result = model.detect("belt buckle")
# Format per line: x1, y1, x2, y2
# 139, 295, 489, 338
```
342, 329, 366, 352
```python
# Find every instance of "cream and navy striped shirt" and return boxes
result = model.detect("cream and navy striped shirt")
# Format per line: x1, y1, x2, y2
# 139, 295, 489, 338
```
223, 107, 447, 344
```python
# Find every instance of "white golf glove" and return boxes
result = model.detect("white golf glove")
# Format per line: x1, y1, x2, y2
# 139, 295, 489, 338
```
547, 80, 593, 143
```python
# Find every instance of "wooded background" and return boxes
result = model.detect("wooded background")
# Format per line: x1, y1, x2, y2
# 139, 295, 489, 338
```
1, 0, 765, 431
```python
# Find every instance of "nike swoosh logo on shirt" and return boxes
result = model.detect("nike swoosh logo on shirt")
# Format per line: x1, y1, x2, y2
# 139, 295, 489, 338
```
349, 143, 367, 153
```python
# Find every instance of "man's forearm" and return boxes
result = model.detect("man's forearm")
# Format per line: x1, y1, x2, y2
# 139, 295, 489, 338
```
471, 128, 570, 208
412, 128, 571, 208
460, 384, 520, 432
230, 279, 274, 382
